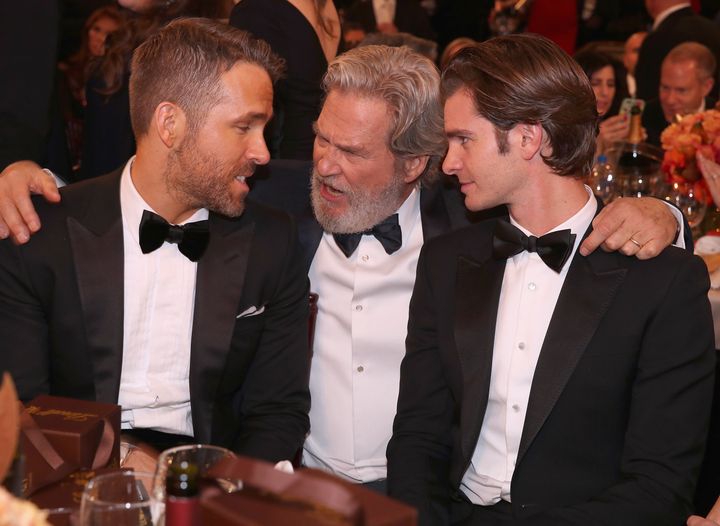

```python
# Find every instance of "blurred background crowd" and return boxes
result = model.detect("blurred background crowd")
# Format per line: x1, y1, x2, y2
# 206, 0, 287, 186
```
2, 0, 720, 187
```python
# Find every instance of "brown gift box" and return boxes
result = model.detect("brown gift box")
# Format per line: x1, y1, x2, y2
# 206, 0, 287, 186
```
201, 456, 416, 526
22, 395, 121, 496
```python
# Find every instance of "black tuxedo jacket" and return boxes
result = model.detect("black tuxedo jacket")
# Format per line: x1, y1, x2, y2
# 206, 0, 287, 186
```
0, 170, 311, 463
387, 213, 715, 526
634, 7, 720, 102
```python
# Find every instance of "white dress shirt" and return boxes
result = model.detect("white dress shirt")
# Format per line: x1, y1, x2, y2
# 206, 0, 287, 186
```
373, 0, 396, 26
460, 187, 597, 505
303, 189, 423, 482
117, 158, 208, 437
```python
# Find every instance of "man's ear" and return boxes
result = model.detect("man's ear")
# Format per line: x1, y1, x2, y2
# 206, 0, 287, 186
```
512, 122, 544, 160
702, 76, 715, 98
153, 102, 187, 148
401, 155, 429, 184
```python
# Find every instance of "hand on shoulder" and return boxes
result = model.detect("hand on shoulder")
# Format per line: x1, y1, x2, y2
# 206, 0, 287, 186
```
0, 160, 60, 244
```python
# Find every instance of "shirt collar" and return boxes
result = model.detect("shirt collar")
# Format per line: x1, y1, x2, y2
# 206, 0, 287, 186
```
653, 3, 691, 29
396, 186, 421, 243
509, 185, 597, 268
120, 156, 209, 247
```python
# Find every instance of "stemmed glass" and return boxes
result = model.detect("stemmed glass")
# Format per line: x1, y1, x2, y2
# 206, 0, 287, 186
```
151, 444, 236, 504
79, 471, 160, 526
665, 181, 708, 237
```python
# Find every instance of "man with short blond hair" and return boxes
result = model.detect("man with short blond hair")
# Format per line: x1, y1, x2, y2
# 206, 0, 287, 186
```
643, 41, 716, 145
635, 0, 720, 101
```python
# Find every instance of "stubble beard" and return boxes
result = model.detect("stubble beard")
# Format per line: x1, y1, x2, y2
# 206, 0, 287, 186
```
165, 135, 252, 218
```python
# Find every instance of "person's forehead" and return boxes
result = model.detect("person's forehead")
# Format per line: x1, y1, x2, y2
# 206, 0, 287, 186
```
662, 60, 702, 82
319, 91, 390, 130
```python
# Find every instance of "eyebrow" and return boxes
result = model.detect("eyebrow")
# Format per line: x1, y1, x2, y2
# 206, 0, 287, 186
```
445, 128, 474, 138
232, 111, 272, 124
312, 121, 365, 155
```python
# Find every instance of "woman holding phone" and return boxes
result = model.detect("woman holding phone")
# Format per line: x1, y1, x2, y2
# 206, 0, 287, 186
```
574, 47, 634, 154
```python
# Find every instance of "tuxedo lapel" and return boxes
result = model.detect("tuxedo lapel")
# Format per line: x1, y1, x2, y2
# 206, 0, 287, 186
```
297, 212, 323, 272
66, 172, 124, 404
454, 250, 506, 462
517, 242, 627, 463
420, 182, 454, 241
190, 212, 255, 442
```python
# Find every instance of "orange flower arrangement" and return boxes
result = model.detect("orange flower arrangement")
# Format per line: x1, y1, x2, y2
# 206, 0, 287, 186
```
661, 109, 720, 204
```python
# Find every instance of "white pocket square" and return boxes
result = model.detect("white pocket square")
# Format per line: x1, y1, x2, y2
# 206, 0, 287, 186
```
236, 305, 265, 318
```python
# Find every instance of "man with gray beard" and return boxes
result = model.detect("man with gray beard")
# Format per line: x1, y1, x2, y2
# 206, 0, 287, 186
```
294, 44, 689, 492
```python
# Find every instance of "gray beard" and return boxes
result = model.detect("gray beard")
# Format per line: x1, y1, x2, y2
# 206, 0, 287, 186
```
310, 169, 409, 234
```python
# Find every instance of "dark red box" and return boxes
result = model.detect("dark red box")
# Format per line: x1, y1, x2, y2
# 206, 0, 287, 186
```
22, 395, 120, 496
201, 456, 417, 526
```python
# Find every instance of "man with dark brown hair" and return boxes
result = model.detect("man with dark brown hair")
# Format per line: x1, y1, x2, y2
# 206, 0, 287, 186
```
0, 18, 311, 461
387, 34, 715, 526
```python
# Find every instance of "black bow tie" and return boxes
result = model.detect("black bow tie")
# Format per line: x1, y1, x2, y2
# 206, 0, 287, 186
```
333, 214, 402, 258
492, 219, 576, 273
139, 210, 210, 262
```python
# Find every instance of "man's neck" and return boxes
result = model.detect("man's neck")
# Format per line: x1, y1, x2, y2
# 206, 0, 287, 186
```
507, 175, 589, 236
131, 151, 199, 224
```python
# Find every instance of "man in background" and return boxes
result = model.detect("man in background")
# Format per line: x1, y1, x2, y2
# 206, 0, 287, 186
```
642, 41, 716, 146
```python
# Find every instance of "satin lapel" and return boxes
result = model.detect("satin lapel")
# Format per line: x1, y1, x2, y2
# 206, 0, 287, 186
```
189, 212, 254, 443
66, 172, 124, 404
517, 245, 627, 463
455, 252, 506, 462
297, 212, 323, 273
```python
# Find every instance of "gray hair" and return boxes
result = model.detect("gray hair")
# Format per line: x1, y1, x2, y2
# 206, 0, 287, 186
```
322, 44, 445, 184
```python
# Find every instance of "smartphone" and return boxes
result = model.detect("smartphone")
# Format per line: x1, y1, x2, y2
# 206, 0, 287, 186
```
619, 98, 645, 116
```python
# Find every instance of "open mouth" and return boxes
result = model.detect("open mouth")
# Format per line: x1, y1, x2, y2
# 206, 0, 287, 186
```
320, 182, 345, 201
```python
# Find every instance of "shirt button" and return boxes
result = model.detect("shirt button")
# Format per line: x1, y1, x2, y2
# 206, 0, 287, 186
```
512, 404, 520, 412
355, 305, 363, 312
361, 254, 369, 262
518, 342, 525, 350
528, 282, 537, 291
357, 366, 364, 372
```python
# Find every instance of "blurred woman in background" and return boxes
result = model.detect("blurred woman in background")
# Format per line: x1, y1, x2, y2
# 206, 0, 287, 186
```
57, 5, 124, 174
80, 0, 229, 180
575, 47, 631, 154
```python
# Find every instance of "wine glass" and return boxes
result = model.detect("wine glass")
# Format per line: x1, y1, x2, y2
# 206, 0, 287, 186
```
666, 181, 708, 236
152, 444, 235, 504
79, 471, 160, 526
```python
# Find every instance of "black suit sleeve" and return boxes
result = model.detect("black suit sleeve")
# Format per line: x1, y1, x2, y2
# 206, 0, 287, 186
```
232, 216, 311, 462
0, 238, 50, 401
387, 243, 455, 526
490, 255, 715, 526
